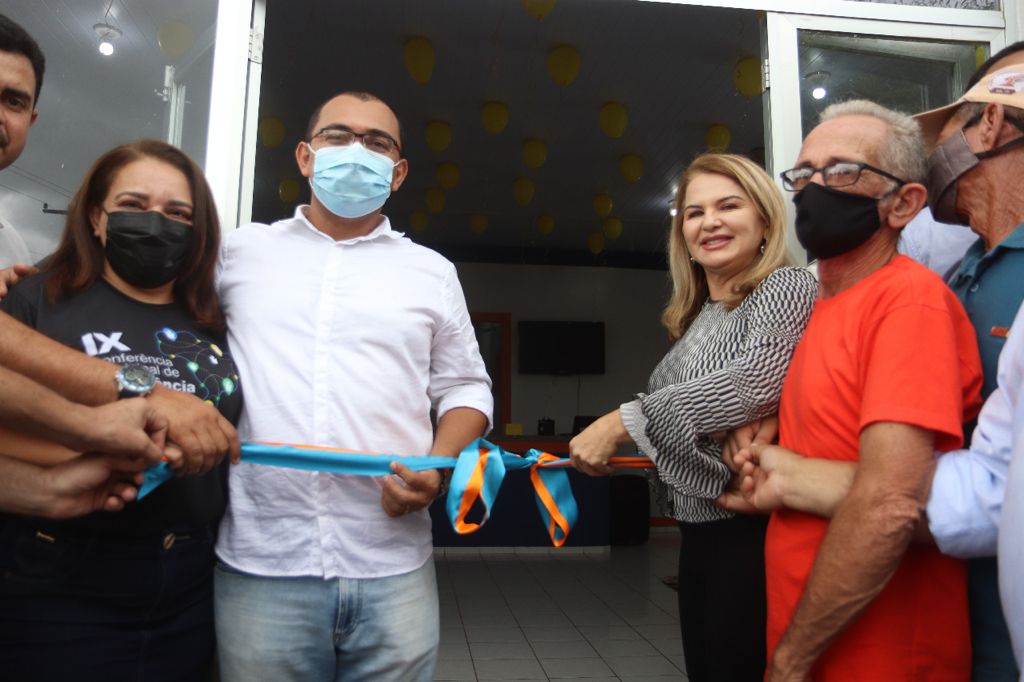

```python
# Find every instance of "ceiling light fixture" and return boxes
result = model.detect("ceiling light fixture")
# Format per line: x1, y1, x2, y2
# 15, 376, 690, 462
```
803, 70, 831, 101
94, 22, 121, 56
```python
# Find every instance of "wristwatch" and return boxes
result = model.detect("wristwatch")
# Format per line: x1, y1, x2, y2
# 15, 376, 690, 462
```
115, 363, 158, 399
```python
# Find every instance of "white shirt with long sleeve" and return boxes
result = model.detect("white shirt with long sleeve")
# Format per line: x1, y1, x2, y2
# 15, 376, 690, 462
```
927, 302, 1024, 558
215, 207, 492, 579
998, 343, 1024, 672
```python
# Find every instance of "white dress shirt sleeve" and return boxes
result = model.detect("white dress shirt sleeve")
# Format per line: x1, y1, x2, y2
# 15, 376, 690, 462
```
428, 266, 493, 431
927, 302, 1024, 558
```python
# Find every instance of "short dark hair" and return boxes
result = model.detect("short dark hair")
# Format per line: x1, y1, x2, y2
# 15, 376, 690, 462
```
966, 41, 1024, 92
0, 14, 45, 104
304, 91, 404, 152
44, 140, 225, 333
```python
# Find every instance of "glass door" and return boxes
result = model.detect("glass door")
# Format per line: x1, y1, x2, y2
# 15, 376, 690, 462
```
763, 13, 1004, 261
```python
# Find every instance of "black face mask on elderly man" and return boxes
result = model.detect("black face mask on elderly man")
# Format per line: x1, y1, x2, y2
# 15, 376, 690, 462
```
793, 183, 886, 260
926, 114, 1024, 226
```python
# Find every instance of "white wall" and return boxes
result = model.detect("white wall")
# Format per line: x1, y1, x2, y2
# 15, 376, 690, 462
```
456, 262, 671, 436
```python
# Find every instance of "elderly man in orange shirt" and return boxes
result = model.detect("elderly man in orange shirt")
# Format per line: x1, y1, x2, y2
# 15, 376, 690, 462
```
757, 99, 982, 681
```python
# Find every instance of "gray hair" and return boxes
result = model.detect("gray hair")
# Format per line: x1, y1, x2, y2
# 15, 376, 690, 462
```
819, 99, 926, 184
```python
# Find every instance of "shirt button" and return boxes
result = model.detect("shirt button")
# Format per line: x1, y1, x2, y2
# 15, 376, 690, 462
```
969, 284, 979, 293
162, 532, 176, 550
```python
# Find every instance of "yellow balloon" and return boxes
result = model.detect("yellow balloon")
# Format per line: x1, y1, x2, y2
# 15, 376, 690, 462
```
470, 213, 489, 235
425, 120, 451, 152
620, 153, 643, 183
513, 177, 535, 206
587, 231, 605, 255
547, 45, 580, 86
522, 139, 547, 168
598, 102, 628, 139
436, 162, 460, 190
278, 177, 300, 204
403, 37, 434, 86
258, 116, 286, 148
158, 20, 194, 61
410, 210, 429, 233
481, 101, 509, 134
537, 214, 555, 235
521, 0, 556, 19
593, 193, 613, 217
706, 124, 731, 151
603, 217, 623, 241
734, 56, 763, 98
425, 188, 446, 214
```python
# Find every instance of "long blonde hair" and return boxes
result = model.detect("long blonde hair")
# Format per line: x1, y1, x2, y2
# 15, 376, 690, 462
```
662, 153, 791, 340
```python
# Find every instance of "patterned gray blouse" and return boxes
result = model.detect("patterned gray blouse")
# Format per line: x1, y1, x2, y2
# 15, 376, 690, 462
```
620, 266, 818, 523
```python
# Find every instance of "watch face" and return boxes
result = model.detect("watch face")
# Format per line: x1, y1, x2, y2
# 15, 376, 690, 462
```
121, 364, 157, 392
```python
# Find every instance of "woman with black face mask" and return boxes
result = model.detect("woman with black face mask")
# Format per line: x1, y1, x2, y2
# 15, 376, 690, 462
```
0, 139, 242, 681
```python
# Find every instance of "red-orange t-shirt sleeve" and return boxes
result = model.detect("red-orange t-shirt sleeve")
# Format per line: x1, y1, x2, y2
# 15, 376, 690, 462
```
859, 301, 968, 452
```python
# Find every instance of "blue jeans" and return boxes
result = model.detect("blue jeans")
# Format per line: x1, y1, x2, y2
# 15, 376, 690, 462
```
214, 559, 439, 682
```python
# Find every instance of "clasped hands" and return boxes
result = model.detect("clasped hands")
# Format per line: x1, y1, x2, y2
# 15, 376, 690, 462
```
714, 416, 798, 514
49, 389, 241, 517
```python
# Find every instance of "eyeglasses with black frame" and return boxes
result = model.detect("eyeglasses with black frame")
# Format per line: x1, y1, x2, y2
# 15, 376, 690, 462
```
311, 125, 401, 155
779, 162, 907, 192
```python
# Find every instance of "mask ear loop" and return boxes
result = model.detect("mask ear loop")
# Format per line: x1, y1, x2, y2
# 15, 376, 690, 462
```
962, 112, 1024, 160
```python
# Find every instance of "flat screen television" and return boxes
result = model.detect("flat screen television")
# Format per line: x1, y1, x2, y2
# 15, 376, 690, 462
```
517, 321, 605, 375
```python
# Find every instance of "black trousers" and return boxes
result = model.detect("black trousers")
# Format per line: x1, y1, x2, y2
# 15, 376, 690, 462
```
677, 513, 768, 682
0, 520, 217, 682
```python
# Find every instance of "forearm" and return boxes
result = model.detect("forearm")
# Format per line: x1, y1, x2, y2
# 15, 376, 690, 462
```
0, 312, 117, 405
775, 485, 922, 674
778, 457, 857, 518
0, 456, 60, 516
431, 407, 488, 457
773, 423, 935, 677
0, 365, 99, 451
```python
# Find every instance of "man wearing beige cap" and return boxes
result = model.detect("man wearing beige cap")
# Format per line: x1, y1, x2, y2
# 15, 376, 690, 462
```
915, 60, 1024, 681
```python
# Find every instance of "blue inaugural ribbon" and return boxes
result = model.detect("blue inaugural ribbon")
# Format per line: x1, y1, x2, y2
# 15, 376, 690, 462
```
137, 438, 635, 546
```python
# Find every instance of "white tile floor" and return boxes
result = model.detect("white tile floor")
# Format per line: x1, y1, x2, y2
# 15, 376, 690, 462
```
433, 528, 686, 681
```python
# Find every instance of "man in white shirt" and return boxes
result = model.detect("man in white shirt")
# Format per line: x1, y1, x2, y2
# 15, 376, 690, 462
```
0, 14, 41, 269
998, 309, 1024, 671
213, 92, 492, 682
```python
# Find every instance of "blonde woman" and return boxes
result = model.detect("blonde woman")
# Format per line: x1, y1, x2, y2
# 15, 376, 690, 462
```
570, 153, 817, 681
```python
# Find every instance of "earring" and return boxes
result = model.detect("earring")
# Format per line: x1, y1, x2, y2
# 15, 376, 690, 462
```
689, 256, 696, 262
759, 241, 766, 255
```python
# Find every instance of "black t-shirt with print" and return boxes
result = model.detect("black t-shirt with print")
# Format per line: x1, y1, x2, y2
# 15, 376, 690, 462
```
1, 274, 243, 535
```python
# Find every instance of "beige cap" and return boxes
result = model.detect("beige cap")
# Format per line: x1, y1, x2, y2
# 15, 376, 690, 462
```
915, 61, 1024, 148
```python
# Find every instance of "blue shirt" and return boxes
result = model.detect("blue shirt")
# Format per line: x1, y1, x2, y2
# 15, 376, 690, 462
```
949, 223, 1024, 400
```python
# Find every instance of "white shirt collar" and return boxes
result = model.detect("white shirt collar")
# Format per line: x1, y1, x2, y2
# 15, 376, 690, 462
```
293, 205, 405, 244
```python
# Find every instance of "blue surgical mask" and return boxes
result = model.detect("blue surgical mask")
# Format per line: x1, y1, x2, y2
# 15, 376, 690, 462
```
307, 142, 396, 218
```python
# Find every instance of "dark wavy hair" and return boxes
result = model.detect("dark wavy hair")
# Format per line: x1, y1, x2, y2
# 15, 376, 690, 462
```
44, 139, 224, 333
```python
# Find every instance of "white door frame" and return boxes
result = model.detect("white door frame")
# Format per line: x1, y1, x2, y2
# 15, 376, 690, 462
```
204, 0, 259, 233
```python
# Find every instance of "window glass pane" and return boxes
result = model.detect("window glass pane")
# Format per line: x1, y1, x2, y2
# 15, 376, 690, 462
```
798, 31, 986, 137
0, 1, 218, 266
